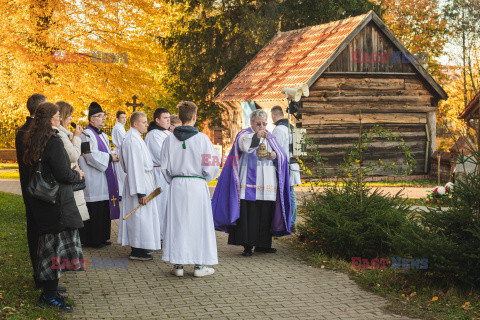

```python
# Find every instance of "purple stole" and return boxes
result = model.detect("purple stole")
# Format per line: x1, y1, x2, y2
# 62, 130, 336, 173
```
87, 125, 120, 220
212, 127, 291, 236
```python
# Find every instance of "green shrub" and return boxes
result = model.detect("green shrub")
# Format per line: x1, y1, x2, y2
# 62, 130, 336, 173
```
403, 171, 480, 288
299, 181, 414, 259
299, 119, 417, 260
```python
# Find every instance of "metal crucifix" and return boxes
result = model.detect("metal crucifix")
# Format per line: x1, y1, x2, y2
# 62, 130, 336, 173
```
125, 95, 144, 112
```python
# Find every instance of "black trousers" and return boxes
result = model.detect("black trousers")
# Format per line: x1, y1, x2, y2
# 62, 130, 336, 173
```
79, 201, 111, 246
228, 199, 274, 248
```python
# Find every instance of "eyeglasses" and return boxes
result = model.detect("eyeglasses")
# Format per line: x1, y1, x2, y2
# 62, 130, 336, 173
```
92, 114, 106, 118
256, 122, 267, 127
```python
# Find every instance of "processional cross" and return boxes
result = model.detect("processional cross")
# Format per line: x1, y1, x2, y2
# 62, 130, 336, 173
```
125, 95, 144, 112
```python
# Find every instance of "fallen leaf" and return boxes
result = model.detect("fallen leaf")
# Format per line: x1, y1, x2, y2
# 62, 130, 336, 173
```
431, 296, 438, 302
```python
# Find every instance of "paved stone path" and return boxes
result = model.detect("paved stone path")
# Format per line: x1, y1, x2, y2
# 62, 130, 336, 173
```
0, 179, 21, 195
1, 179, 415, 319
63, 224, 413, 320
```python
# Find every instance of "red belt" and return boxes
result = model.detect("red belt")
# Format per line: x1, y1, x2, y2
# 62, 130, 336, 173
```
154, 165, 161, 168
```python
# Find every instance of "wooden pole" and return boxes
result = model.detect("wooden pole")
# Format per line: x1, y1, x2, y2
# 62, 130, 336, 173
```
477, 118, 480, 216
438, 153, 441, 185
358, 111, 363, 208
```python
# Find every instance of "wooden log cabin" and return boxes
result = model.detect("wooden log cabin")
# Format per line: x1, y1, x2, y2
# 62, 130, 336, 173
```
459, 92, 479, 127
213, 11, 447, 176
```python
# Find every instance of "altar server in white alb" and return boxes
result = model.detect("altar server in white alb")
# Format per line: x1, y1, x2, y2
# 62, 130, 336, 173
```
145, 107, 171, 239
271, 106, 301, 232
111, 110, 127, 199
161, 101, 220, 277
118, 111, 161, 261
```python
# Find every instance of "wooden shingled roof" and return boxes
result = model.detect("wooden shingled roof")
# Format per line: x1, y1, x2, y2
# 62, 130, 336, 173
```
214, 11, 447, 103
459, 92, 479, 121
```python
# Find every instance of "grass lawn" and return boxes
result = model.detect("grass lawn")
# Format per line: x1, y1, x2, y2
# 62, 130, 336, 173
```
298, 179, 438, 188
0, 192, 62, 319
0, 171, 20, 180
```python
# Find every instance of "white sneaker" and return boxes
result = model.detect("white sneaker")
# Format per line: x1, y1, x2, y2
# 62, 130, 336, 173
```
193, 266, 215, 277
171, 267, 184, 277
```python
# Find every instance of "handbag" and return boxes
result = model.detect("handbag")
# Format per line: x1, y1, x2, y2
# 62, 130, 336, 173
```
72, 177, 86, 192
27, 160, 59, 204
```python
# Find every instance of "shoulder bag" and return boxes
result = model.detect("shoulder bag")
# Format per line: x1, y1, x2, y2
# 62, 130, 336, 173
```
27, 160, 59, 204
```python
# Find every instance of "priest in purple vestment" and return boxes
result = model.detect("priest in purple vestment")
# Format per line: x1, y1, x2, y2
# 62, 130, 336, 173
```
78, 102, 121, 248
212, 109, 291, 256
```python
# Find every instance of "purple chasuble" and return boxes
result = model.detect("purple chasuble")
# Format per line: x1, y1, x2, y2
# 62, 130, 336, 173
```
87, 125, 120, 220
212, 127, 291, 236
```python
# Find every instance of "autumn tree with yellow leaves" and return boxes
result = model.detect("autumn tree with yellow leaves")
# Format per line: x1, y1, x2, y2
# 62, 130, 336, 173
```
375, 0, 449, 83
0, 0, 175, 131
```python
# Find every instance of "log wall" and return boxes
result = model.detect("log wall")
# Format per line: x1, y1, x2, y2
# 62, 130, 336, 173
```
298, 74, 435, 175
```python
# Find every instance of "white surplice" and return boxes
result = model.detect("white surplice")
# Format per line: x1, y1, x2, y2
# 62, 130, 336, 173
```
272, 124, 301, 186
117, 128, 161, 250
238, 131, 278, 201
160, 132, 220, 265
79, 127, 112, 202
112, 121, 127, 197
145, 128, 171, 239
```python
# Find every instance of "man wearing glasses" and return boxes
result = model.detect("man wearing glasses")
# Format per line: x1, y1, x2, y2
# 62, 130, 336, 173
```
212, 109, 291, 257
78, 102, 121, 248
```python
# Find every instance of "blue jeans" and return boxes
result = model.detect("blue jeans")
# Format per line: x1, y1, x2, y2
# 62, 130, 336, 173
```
290, 186, 297, 227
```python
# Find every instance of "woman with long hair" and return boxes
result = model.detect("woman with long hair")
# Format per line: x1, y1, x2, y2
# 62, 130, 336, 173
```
56, 101, 89, 221
23, 102, 85, 312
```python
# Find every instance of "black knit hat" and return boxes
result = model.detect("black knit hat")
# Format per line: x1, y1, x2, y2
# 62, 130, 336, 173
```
88, 102, 104, 118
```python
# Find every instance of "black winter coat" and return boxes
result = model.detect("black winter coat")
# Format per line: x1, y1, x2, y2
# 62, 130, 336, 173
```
27, 134, 83, 235
16, 117, 34, 199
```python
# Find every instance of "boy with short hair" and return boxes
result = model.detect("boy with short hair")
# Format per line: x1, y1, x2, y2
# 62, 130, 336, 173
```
112, 110, 127, 199
145, 108, 171, 239
169, 114, 181, 132
118, 111, 162, 260
161, 101, 220, 277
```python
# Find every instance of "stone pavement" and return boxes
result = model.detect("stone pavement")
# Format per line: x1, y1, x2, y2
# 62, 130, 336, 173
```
0, 179, 415, 319
293, 186, 431, 200
62, 223, 413, 320
0, 179, 21, 195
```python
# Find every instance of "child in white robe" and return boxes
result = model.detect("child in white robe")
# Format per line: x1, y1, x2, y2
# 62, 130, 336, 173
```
117, 112, 162, 260
111, 111, 127, 198
161, 101, 220, 277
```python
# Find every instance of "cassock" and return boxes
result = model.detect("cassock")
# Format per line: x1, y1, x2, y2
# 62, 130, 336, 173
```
160, 127, 220, 265
145, 122, 171, 239
78, 126, 120, 246
112, 121, 127, 197
212, 127, 291, 247
117, 127, 161, 250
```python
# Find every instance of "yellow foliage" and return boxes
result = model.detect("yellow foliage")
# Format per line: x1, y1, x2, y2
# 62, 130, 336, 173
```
0, 0, 178, 125
376, 0, 449, 82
